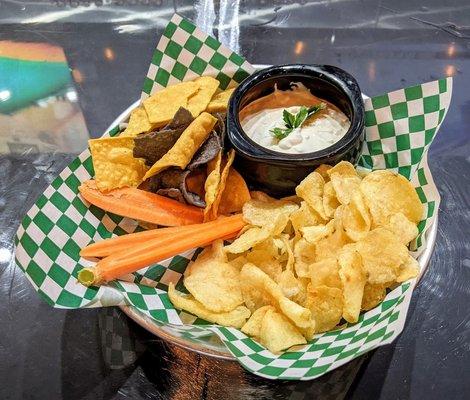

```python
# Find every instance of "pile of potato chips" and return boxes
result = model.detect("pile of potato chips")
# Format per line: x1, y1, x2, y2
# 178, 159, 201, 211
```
87, 76, 249, 219
169, 161, 424, 353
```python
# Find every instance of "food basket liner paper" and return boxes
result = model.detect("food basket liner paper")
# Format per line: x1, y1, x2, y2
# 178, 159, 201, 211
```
15, 14, 451, 380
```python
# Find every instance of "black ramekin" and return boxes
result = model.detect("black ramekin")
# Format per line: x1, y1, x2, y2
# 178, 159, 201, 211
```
227, 64, 365, 197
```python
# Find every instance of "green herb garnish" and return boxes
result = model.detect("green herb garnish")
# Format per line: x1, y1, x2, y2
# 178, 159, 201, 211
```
270, 103, 326, 140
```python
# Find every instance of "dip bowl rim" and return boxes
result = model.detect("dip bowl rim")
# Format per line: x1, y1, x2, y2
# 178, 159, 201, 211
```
227, 63, 365, 165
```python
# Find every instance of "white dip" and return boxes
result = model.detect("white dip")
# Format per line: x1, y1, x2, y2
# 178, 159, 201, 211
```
241, 105, 350, 154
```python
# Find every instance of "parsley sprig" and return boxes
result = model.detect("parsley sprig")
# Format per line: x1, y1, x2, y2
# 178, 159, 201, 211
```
270, 103, 326, 140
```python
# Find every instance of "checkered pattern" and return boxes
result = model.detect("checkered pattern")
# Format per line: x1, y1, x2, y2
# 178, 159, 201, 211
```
141, 13, 255, 98
15, 15, 452, 380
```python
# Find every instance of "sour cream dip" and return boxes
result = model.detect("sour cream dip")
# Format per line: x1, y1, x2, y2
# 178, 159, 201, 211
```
239, 84, 350, 154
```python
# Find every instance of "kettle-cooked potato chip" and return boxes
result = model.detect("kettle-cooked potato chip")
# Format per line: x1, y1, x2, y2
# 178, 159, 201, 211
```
290, 201, 324, 236
184, 244, 243, 313
143, 81, 199, 127
89, 137, 148, 191
246, 247, 282, 281
293, 238, 316, 278
355, 228, 409, 284
314, 164, 332, 182
144, 112, 217, 180
206, 87, 236, 113
301, 220, 335, 244
241, 305, 275, 338
305, 285, 343, 332
326, 161, 358, 178
121, 106, 153, 137
329, 174, 361, 205
338, 245, 366, 323
224, 226, 271, 254
361, 283, 387, 311
396, 254, 419, 282
360, 170, 423, 226
314, 222, 351, 262
309, 258, 342, 289
168, 283, 250, 328
341, 190, 371, 241
242, 199, 299, 228
383, 212, 419, 245
186, 76, 220, 117
323, 181, 340, 218
296, 171, 328, 219
259, 309, 307, 353
277, 270, 308, 305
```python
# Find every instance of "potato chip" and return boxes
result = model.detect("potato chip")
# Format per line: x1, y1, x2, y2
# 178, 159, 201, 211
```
259, 309, 307, 353
211, 150, 235, 218
293, 238, 316, 278
281, 236, 295, 271
314, 223, 351, 262
277, 270, 307, 305
242, 199, 299, 228
323, 181, 340, 218
355, 228, 409, 284
301, 220, 335, 244
89, 137, 148, 191
246, 247, 282, 281
305, 285, 343, 332
360, 170, 423, 226
228, 254, 248, 270
144, 112, 217, 180
184, 245, 243, 313
384, 212, 419, 245
168, 283, 250, 328
218, 168, 251, 215
338, 246, 366, 323
121, 106, 152, 137
329, 174, 361, 205
224, 226, 271, 254
143, 81, 199, 126
342, 190, 371, 241
240, 264, 312, 329
326, 161, 358, 178
289, 201, 324, 237
295, 171, 328, 219
241, 305, 275, 338
186, 76, 220, 117
203, 151, 222, 221
396, 254, 419, 282
314, 164, 332, 182
206, 87, 236, 113
309, 258, 342, 289
361, 283, 387, 311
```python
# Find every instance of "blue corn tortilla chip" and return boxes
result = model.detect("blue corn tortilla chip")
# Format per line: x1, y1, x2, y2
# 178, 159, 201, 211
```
133, 107, 194, 166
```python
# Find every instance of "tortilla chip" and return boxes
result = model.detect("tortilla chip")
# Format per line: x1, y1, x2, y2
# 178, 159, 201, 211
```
143, 81, 199, 127
89, 137, 148, 191
186, 76, 220, 117
143, 112, 217, 180
133, 107, 194, 166
218, 168, 251, 215
211, 150, 236, 218
206, 88, 236, 113
121, 106, 152, 137
203, 152, 223, 220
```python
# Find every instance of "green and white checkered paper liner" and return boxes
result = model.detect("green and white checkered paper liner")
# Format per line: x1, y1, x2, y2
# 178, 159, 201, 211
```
15, 14, 452, 380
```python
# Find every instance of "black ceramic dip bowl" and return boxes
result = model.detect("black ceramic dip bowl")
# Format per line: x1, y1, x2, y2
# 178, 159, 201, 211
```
227, 64, 365, 197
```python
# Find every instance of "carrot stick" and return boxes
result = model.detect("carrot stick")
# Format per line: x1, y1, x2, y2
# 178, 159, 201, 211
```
81, 225, 196, 258
79, 180, 203, 226
77, 214, 245, 286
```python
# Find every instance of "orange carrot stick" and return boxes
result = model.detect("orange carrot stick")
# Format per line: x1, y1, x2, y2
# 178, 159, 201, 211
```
81, 225, 196, 258
77, 214, 245, 286
79, 180, 203, 226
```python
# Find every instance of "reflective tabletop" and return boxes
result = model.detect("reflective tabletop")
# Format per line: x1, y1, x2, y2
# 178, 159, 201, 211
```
0, 1, 469, 399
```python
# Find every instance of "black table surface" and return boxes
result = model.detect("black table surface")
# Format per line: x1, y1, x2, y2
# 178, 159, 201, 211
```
0, 1, 469, 399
